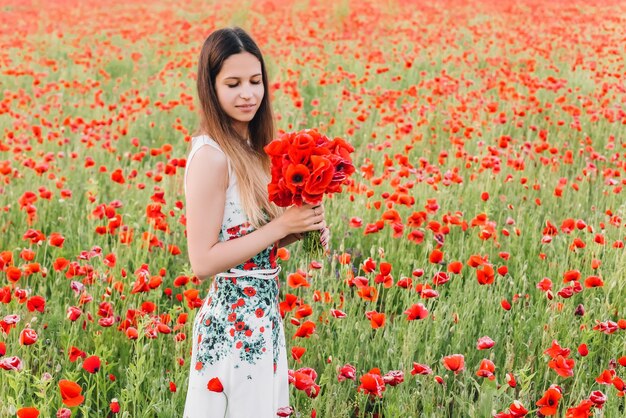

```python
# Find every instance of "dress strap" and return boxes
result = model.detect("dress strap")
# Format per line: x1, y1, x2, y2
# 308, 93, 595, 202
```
215, 265, 281, 280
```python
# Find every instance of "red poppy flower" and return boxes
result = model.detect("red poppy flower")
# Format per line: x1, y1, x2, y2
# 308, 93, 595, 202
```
536, 386, 561, 416
291, 346, 306, 362
59, 379, 85, 407
83, 355, 101, 373
565, 399, 593, 418
26, 296, 46, 313
287, 273, 310, 288
442, 354, 464, 374
476, 336, 495, 350
358, 371, 386, 397
293, 320, 316, 338
476, 359, 496, 380
19, 328, 37, 346
284, 164, 310, 193
411, 362, 433, 375
207, 377, 224, 392
68, 346, 86, 362
337, 364, 356, 382
365, 310, 385, 328
404, 303, 428, 320
243, 286, 256, 297
16, 407, 39, 418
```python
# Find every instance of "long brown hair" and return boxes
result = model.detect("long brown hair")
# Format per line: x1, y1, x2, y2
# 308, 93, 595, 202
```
192, 27, 283, 229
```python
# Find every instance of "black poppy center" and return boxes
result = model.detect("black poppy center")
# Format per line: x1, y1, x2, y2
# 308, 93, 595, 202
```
293, 174, 303, 182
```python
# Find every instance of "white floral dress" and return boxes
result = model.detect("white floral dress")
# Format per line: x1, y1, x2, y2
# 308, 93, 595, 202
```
183, 135, 290, 417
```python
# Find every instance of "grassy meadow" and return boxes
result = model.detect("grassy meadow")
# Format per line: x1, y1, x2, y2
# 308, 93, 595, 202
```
1, 0, 625, 416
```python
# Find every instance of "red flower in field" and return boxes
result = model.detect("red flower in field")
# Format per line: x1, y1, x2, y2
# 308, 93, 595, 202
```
337, 364, 356, 382
404, 303, 428, 320
293, 320, 316, 338
432, 271, 449, 286
447, 261, 463, 274
365, 310, 386, 328
584, 275, 603, 288
56, 408, 71, 418
0, 341, 5, 356
544, 340, 570, 358
0, 356, 23, 371
357, 286, 378, 302
19, 327, 37, 346
68, 346, 86, 362
292, 367, 320, 398
476, 359, 496, 380
26, 296, 46, 313
476, 336, 495, 350
506, 373, 517, 388
429, 249, 443, 264
111, 168, 125, 184
291, 346, 306, 363
505, 400, 527, 417
276, 406, 294, 417
476, 264, 495, 285
59, 379, 85, 407
565, 399, 593, 418
411, 362, 433, 375
6, 266, 21, 283
536, 277, 552, 292
589, 390, 606, 408
595, 369, 615, 385
358, 371, 386, 397
563, 270, 581, 282
83, 355, 101, 373
287, 272, 310, 288
110, 398, 120, 413
382, 370, 404, 386
48, 233, 65, 248
536, 386, 562, 416
16, 407, 39, 418
442, 354, 464, 374
548, 355, 575, 378
330, 309, 346, 318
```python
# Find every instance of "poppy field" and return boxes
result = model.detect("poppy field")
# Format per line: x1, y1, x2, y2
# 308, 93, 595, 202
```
2, 0, 626, 416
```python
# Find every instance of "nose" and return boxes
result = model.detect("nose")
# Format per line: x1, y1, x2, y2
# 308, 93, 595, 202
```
240, 86, 253, 100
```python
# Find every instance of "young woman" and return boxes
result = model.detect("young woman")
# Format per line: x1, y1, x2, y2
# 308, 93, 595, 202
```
182, 27, 329, 417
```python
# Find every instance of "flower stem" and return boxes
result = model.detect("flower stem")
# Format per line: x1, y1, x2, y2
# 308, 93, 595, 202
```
302, 229, 324, 259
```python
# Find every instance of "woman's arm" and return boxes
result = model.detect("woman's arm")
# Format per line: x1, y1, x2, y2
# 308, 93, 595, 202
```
277, 232, 303, 248
185, 146, 288, 280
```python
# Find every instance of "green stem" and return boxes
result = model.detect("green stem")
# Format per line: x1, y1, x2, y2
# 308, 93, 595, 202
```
302, 229, 324, 259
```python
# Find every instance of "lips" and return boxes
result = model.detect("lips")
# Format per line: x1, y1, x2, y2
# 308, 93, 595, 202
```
236, 104, 256, 109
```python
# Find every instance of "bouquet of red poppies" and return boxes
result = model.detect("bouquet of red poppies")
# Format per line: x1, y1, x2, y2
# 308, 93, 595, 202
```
264, 129, 355, 257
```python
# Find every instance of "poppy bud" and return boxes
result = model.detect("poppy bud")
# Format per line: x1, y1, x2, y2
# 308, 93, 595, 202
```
574, 304, 585, 316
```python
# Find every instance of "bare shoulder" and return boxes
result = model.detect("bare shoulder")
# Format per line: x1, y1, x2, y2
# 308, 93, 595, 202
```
185, 144, 229, 195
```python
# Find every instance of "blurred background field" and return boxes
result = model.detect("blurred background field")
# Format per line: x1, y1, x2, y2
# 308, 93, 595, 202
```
1, 0, 625, 416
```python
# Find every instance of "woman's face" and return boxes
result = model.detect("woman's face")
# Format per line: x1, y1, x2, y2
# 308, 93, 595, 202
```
215, 52, 264, 136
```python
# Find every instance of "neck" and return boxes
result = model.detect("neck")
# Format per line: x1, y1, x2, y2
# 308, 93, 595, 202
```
232, 121, 249, 142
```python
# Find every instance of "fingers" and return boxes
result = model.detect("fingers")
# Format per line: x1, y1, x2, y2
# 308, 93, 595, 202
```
312, 219, 326, 231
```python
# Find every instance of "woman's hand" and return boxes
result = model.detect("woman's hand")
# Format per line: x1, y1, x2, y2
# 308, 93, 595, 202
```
320, 226, 330, 251
276, 203, 326, 237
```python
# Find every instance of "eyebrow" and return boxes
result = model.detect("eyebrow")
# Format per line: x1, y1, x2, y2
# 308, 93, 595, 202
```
223, 74, 262, 80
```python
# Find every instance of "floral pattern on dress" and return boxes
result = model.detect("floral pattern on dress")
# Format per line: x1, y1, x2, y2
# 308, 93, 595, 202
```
194, 220, 282, 373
